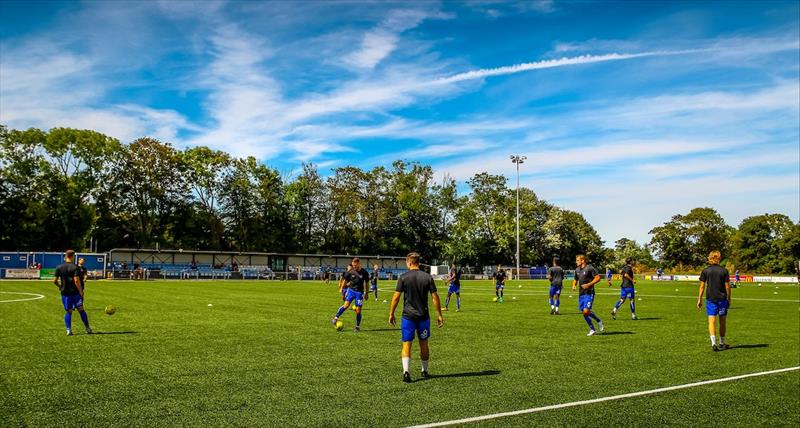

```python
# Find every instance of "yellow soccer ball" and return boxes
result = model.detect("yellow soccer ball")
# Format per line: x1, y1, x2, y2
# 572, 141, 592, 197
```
335, 320, 344, 331
105, 305, 117, 315
492, 297, 498, 302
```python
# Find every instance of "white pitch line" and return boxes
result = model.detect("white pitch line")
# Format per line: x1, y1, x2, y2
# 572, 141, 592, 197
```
0, 291, 45, 303
407, 366, 800, 428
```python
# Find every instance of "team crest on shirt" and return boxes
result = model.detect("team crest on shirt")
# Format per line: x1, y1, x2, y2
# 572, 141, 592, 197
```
420, 329, 429, 339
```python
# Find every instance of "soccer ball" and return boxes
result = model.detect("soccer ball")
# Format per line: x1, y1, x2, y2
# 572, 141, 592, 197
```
492, 297, 498, 302
335, 320, 344, 331
104, 305, 117, 315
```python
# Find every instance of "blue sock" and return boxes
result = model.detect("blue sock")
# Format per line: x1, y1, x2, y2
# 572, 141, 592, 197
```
549, 297, 554, 306
456, 296, 461, 309
589, 312, 602, 322
335, 306, 346, 318
555, 298, 560, 308
584, 314, 595, 329
356, 312, 362, 326
630, 301, 636, 313
64, 312, 72, 330
615, 300, 623, 310
445, 295, 451, 307
79, 311, 90, 328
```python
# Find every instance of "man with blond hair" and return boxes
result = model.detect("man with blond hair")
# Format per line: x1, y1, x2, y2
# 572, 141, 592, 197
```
697, 250, 731, 351
389, 252, 444, 383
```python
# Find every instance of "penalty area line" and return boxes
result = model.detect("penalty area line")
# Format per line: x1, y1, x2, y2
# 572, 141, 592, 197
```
407, 366, 800, 428
0, 291, 45, 303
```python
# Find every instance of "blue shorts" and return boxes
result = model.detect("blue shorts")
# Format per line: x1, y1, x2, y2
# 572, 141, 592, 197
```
496, 283, 504, 290
706, 299, 729, 317
344, 289, 364, 307
620, 287, 635, 299
370, 282, 377, 290
448, 284, 460, 294
578, 295, 594, 312
401, 318, 431, 342
549, 285, 562, 297
62, 294, 83, 310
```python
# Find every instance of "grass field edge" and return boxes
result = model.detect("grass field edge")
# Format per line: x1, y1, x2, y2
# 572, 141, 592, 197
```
408, 366, 800, 428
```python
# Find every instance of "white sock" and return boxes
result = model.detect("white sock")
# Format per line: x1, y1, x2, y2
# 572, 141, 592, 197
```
710, 335, 716, 346
720, 336, 726, 345
421, 360, 429, 372
551, 305, 554, 310
402, 357, 411, 373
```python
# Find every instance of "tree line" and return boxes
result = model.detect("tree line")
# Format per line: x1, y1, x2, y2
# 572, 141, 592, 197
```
1, 125, 797, 273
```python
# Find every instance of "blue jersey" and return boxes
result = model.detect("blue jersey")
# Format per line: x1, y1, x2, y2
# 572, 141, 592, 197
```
606, 269, 612, 280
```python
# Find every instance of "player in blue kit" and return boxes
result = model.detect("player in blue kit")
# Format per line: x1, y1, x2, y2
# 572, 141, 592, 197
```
612, 258, 638, 320
444, 266, 461, 312
332, 258, 370, 332
734, 269, 740, 288
54, 250, 92, 335
547, 257, 564, 315
606, 268, 613, 287
493, 265, 506, 303
389, 252, 444, 383
572, 254, 604, 336
697, 251, 732, 351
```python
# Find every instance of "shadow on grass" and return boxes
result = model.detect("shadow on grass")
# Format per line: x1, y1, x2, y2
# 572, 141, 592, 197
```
91, 331, 137, 335
416, 370, 501, 382
601, 331, 635, 335
364, 328, 398, 332
728, 344, 769, 350
632, 317, 662, 321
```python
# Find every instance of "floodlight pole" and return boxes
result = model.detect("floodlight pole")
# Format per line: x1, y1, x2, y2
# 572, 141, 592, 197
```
510, 155, 526, 281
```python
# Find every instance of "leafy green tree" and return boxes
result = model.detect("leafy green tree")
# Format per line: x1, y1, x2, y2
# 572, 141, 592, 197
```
610, 238, 655, 271
732, 214, 799, 273
649, 208, 732, 269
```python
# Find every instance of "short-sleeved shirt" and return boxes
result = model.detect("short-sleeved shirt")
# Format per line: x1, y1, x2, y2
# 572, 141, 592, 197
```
450, 268, 461, 285
493, 271, 506, 284
548, 266, 564, 287
621, 265, 635, 288
395, 269, 437, 321
700, 264, 729, 301
76, 266, 87, 284
343, 268, 370, 293
370, 269, 379, 284
606, 269, 612, 279
54, 263, 80, 296
575, 264, 599, 296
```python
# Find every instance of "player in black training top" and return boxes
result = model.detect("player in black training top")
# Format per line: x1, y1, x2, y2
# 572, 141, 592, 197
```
572, 254, 604, 336
332, 258, 370, 332
493, 265, 507, 303
54, 250, 92, 335
697, 250, 731, 351
76, 257, 88, 292
547, 258, 564, 315
389, 252, 444, 383
611, 258, 638, 320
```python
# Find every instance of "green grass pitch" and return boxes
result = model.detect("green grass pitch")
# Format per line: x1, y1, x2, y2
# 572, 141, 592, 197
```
1, 279, 798, 427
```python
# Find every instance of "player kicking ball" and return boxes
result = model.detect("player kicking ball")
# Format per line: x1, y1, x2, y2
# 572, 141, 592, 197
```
697, 251, 732, 352
547, 257, 564, 314
572, 254, 604, 336
389, 252, 444, 383
331, 258, 370, 332
612, 258, 638, 320
54, 250, 92, 335
444, 266, 461, 312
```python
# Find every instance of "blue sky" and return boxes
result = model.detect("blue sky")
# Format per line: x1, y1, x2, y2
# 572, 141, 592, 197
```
1, 0, 798, 245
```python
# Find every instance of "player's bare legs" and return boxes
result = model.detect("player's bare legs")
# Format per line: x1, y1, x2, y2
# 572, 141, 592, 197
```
419, 339, 430, 377
719, 315, 728, 349
402, 341, 413, 382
